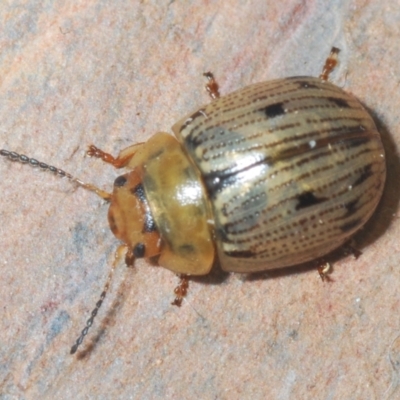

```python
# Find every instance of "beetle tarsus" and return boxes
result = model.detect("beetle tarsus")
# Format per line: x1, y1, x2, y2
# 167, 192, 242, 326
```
171, 275, 189, 307
203, 72, 220, 99
343, 242, 362, 259
87, 145, 117, 164
87, 144, 141, 169
319, 47, 340, 81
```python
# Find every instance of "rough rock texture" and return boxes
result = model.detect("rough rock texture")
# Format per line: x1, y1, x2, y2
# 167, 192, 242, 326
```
1, 1, 400, 399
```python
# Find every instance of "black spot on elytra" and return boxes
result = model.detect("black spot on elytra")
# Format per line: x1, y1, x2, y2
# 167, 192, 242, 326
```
353, 164, 373, 187
133, 243, 146, 258
131, 183, 146, 202
114, 175, 127, 187
347, 136, 370, 148
262, 102, 286, 118
327, 97, 350, 108
340, 218, 362, 233
295, 191, 328, 210
344, 198, 359, 217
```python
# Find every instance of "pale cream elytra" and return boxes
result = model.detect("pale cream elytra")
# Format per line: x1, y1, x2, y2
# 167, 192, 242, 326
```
0, 48, 386, 354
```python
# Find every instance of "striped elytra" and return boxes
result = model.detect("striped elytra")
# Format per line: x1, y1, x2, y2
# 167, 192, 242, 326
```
0, 48, 386, 353
173, 76, 386, 272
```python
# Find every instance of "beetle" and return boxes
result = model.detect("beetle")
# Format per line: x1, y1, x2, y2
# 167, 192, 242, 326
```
0, 47, 386, 354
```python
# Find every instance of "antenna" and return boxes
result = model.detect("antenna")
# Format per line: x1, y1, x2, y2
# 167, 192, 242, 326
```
1, 148, 124, 354
70, 244, 129, 354
0, 149, 112, 200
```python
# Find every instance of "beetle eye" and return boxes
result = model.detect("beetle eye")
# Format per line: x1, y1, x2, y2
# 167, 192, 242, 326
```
133, 243, 146, 258
114, 175, 127, 187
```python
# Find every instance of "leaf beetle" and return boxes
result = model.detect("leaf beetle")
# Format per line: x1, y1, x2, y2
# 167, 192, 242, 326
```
1, 47, 386, 353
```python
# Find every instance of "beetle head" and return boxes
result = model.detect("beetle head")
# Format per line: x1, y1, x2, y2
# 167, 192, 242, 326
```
108, 169, 161, 261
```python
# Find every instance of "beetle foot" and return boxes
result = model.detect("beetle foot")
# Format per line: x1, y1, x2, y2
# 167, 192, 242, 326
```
318, 262, 333, 282
203, 72, 220, 99
319, 47, 340, 81
342, 242, 362, 259
171, 274, 189, 307
87, 145, 117, 165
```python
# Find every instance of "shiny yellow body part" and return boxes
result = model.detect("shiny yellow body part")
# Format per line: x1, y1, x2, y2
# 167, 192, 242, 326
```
108, 132, 215, 275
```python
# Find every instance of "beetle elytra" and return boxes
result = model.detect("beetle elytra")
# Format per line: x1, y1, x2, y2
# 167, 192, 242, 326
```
1, 47, 386, 354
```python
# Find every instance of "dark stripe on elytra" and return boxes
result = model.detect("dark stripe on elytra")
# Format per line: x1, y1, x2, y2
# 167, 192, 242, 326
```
224, 249, 256, 258
353, 164, 373, 187
339, 218, 362, 233
297, 80, 320, 89
344, 198, 360, 217
178, 109, 208, 133
268, 130, 371, 164
346, 135, 370, 149
327, 97, 350, 108
285, 77, 322, 89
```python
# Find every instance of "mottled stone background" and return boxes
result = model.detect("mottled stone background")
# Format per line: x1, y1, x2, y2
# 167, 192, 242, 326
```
1, 1, 400, 399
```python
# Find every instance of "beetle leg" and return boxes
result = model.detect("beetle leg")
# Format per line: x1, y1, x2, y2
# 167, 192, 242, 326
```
319, 47, 340, 81
203, 72, 220, 99
171, 274, 189, 307
87, 143, 144, 169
